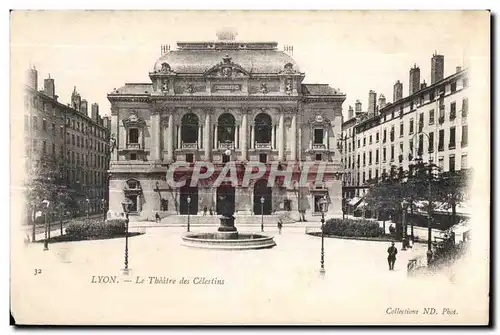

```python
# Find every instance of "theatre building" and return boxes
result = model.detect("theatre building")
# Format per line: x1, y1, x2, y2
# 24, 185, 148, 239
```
107, 33, 345, 220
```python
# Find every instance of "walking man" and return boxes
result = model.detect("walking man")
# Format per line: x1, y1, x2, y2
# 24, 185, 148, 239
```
277, 219, 283, 234
387, 241, 398, 270
203, 206, 208, 216
155, 212, 161, 223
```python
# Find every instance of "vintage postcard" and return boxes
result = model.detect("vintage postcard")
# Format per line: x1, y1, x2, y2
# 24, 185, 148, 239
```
10, 10, 490, 325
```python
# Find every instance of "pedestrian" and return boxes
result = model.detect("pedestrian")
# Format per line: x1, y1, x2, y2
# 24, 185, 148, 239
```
277, 219, 283, 234
389, 224, 395, 236
209, 206, 213, 216
155, 212, 161, 223
203, 206, 208, 216
387, 241, 398, 270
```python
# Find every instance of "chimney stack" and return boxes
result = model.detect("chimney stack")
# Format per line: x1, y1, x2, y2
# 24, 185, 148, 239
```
431, 53, 444, 84
81, 99, 88, 116
378, 94, 387, 109
355, 99, 362, 113
71, 86, 81, 110
409, 64, 420, 95
456, 66, 462, 73
348, 105, 354, 120
393, 80, 403, 102
368, 90, 377, 117
25, 66, 38, 89
420, 80, 427, 90
91, 103, 99, 121
43, 74, 55, 99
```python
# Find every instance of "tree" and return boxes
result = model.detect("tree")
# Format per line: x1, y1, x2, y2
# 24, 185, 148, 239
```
435, 168, 471, 227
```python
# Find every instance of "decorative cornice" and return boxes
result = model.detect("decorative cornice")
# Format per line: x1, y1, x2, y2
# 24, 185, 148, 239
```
109, 95, 345, 104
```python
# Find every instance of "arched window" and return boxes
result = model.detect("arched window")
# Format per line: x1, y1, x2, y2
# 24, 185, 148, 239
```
126, 179, 140, 190
181, 113, 199, 144
254, 113, 272, 144
217, 113, 235, 143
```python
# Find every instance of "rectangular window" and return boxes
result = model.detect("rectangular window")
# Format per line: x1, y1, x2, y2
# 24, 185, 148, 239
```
399, 142, 404, 162
315, 154, 322, 161
438, 129, 445, 151
376, 132, 379, 143
60, 126, 64, 138
409, 119, 414, 134
314, 129, 323, 144
369, 151, 372, 165
382, 147, 386, 162
438, 156, 444, 170
461, 125, 468, 147
383, 129, 387, 143
390, 145, 394, 161
390, 126, 395, 142
186, 153, 194, 163
363, 137, 366, 147
429, 132, 434, 153
129, 128, 139, 144
375, 169, 379, 181
399, 106, 403, 118
451, 81, 457, 93
42, 119, 47, 131
450, 102, 456, 120
369, 135, 372, 145
462, 98, 468, 117
368, 170, 372, 181
357, 139, 360, 148
259, 154, 267, 163
72, 134, 75, 145
357, 154, 360, 168
130, 153, 137, 161
449, 155, 456, 172
363, 152, 366, 166
429, 90, 435, 101
399, 123, 404, 137
461, 154, 468, 169
429, 109, 435, 124
418, 113, 424, 132
418, 134, 424, 156
409, 141, 414, 158
410, 101, 414, 111
375, 149, 379, 164
449, 127, 456, 149
362, 172, 365, 183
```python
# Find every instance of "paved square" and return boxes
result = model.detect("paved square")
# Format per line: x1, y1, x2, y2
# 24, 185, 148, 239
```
13, 224, 481, 324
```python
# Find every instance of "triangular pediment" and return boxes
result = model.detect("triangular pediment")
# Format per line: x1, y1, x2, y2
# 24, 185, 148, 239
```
204, 54, 251, 78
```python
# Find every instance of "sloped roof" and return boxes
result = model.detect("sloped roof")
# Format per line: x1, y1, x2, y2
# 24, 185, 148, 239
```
111, 83, 152, 95
302, 84, 341, 96
153, 49, 300, 74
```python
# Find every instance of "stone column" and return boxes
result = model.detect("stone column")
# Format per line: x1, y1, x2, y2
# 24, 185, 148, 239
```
177, 125, 181, 149
214, 124, 218, 149
298, 126, 302, 161
152, 112, 161, 161
278, 113, 285, 161
167, 114, 174, 162
250, 125, 255, 149
241, 113, 248, 161
204, 113, 211, 160
324, 127, 328, 147
197, 125, 202, 149
271, 125, 275, 149
236, 126, 240, 149
290, 114, 297, 161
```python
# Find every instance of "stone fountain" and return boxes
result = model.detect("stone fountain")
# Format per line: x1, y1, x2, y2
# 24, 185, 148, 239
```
181, 195, 276, 250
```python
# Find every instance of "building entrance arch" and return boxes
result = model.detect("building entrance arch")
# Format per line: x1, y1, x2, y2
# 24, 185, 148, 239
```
216, 184, 235, 215
179, 181, 198, 214
253, 179, 272, 215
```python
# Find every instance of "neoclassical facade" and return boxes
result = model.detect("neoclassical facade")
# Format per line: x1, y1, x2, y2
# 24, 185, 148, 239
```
108, 36, 346, 219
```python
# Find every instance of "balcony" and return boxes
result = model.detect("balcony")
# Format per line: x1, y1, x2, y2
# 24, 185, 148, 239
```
312, 143, 326, 150
254, 142, 271, 150
126, 143, 141, 150
181, 142, 198, 150
218, 141, 235, 150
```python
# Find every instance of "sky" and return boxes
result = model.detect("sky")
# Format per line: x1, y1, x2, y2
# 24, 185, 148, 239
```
10, 10, 480, 120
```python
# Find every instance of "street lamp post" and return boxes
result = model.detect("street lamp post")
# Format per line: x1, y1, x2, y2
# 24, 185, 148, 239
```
318, 196, 329, 276
86, 198, 90, 219
260, 196, 265, 232
121, 197, 133, 275
41, 199, 50, 251
31, 201, 37, 242
187, 196, 191, 232
401, 200, 409, 251
101, 199, 107, 221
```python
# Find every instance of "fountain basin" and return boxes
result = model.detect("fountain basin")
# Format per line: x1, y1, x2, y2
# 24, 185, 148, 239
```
181, 232, 276, 250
